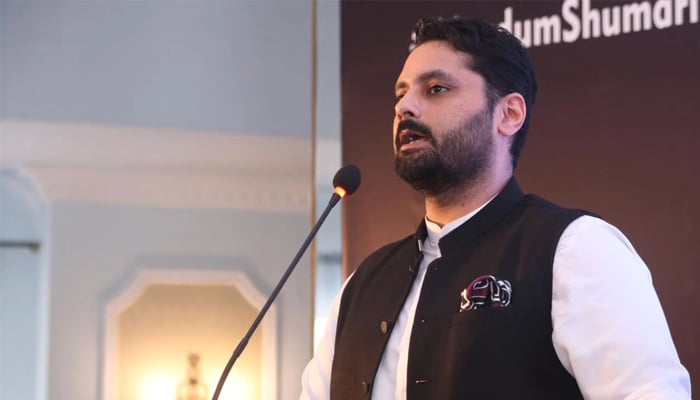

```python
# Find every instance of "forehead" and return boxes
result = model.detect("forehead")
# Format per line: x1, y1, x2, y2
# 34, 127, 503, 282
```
396, 40, 475, 86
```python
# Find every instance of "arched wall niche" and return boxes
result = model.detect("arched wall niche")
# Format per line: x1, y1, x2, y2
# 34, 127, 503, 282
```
0, 120, 312, 400
0, 166, 50, 400
102, 269, 277, 400
0, 166, 48, 241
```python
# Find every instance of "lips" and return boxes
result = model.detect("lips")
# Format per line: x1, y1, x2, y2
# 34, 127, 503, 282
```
399, 129, 426, 144
397, 129, 431, 152
395, 120, 433, 152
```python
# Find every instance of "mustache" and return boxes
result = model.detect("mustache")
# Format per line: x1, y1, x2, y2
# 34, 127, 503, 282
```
395, 119, 434, 149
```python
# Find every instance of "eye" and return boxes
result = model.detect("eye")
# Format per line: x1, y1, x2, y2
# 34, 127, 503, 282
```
395, 92, 405, 102
428, 85, 448, 95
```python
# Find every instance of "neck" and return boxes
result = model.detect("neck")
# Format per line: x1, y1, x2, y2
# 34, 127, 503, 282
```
424, 171, 511, 227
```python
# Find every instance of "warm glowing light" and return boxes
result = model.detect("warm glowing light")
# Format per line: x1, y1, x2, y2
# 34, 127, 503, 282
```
117, 284, 265, 400
207, 372, 250, 400
334, 186, 347, 198
225, 374, 250, 400
139, 370, 178, 400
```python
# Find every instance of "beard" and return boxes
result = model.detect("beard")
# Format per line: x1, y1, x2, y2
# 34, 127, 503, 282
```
394, 104, 494, 198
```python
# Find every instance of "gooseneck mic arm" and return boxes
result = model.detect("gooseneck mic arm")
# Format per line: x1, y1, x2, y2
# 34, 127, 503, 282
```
211, 164, 361, 400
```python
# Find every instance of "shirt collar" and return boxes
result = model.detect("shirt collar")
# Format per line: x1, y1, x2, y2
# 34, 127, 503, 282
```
413, 177, 525, 255
424, 194, 496, 244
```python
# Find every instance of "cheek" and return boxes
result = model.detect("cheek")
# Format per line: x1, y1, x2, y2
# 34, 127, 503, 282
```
392, 119, 399, 149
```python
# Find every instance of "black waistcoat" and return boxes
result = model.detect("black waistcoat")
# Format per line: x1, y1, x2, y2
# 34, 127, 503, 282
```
330, 179, 588, 399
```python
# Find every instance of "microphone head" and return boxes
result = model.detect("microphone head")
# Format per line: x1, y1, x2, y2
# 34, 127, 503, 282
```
332, 164, 362, 196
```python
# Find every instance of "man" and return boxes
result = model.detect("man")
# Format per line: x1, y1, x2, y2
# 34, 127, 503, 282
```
301, 17, 691, 399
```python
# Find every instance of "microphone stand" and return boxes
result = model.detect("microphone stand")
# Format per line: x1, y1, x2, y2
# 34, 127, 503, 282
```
211, 192, 343, 400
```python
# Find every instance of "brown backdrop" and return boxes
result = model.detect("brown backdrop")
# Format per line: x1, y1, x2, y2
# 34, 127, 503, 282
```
341, 0, 699, 386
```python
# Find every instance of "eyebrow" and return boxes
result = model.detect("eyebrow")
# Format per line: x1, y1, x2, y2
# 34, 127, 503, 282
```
394, 69, 458, 93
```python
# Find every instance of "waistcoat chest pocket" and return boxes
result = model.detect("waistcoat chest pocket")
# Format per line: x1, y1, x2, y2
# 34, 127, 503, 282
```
449, 277, 519, 326
450, 304, 516, 326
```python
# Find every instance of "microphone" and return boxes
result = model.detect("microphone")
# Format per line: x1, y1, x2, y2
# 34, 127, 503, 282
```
330, 163, 361, 205
211, 164, 361, 400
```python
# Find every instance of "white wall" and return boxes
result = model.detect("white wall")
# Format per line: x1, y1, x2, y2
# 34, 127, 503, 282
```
0, 171, 45, 400
313, 0, 343, 348
0, 0, 336, 399
0, 0, 312, 136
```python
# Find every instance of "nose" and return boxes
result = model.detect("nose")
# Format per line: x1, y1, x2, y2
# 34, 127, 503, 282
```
394, 90, 420, 120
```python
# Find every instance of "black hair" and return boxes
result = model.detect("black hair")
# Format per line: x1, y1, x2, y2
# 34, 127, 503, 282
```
410, 17, 538, 168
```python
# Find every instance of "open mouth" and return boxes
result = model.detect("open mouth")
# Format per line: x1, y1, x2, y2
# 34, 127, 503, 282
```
398, 129, 430, 150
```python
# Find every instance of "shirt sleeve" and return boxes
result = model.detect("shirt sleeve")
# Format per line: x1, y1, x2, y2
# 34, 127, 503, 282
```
300, 274, 353, 400
551, 215, 692, 399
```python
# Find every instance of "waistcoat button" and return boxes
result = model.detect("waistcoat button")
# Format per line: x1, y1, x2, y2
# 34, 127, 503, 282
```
380, 320, 388, 334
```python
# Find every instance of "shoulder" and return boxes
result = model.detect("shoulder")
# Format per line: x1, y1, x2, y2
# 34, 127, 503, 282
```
556, 215, 645, 268
520, 194, 593, 219
505, 194, 594, 241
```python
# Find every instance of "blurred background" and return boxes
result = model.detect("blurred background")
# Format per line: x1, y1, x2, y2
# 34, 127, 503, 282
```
1, 1, 697, 399
1, 1, 341, 399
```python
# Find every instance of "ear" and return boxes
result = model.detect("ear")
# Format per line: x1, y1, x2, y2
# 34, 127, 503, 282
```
496, 93, 526, 138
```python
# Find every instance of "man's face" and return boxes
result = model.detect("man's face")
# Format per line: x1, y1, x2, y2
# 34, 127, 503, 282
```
393, 40, 495, 196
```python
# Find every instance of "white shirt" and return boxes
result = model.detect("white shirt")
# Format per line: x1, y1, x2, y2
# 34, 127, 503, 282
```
300, 214, 692, 399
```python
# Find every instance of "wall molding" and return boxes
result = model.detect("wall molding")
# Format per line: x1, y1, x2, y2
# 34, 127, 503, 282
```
102, 268, 278, 400
0, 120, 312, 212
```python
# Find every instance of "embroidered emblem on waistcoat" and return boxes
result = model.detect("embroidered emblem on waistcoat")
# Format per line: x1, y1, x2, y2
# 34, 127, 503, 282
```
460, 275, 512, 312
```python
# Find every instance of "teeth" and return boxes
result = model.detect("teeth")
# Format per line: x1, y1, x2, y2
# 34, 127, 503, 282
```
401, 132, 425, 146
407, 135, 421, 144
